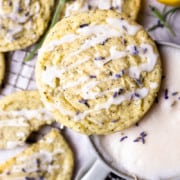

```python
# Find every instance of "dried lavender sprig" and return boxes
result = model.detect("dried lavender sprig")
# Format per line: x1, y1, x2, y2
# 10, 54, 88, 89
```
164, 7, 180, 19
148, 5, 176, 36
24, 0, 69, 61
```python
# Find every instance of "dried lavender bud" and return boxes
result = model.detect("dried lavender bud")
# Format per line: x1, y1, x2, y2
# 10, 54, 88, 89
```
133, 131, 147, 144
25, 12, 30, 16
121, 70, 125, 75
120, 136, 128, 142
132, 46, 139, 55
94, 57, 105, 61
121, 38, 127, 45
115, 74, 121, 78
6, 171, 11, 175
22, 168, 26, 172
122, 25, 127, 31
79, 99, 89, 108
36, 158, 41, 167
112, 119, 118, 123
115, 5, 120, 10
89, 75, 96, 79
164, 88, 169, 99
100, 38, 109, 45
133, 137, 141, 143
135, 78, 143, 86
25, 177, 35, 180
113, 89, 123, 98
140, 131, 147, 137
76, 111, 80, 115
88, 5, 92, 10
134, 93, 141, 98
39, 176, 44, 180
8, 1, 12, 6
143, 48, 148, 54
118, 88, 123, 95
113, 92, 118, 98
79, 23, 89, 28
172, 92, 178, 96
18, 7, 23, 13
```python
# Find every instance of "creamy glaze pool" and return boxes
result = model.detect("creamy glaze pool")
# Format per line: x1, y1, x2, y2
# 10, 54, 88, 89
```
98, 46, 180, 180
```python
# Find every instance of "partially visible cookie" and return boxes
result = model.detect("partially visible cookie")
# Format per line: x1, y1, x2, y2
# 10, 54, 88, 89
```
0, 91, 55, 149
0, 54, 5, 87
0, 0, 55, 52
36, 10, 162, 135
0, 129, 74, 180
63, 0, 141, 20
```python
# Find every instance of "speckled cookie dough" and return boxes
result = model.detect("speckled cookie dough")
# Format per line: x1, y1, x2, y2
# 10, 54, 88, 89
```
36, 10, 162, 135
63, 0, 141, 20
0, 129, 74, 180
0, 53, 5, 87
0, 91, 55, 149
0, 0, 55, 52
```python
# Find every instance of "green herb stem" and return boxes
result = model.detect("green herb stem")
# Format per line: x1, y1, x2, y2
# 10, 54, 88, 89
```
148, 23, 162, 32
149, 5, 176, 36
164, 7, 180, 19
24, 0, 67, 61
49, 0, 67, 29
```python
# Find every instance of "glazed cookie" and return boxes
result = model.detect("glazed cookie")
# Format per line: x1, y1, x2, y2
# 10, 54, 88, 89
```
36, 10, 162, 135
63, 0, 141, 20
0, 129, 74, 180
0, 54, 5, 87
0, 0, 55, 52
0, 91, 55, 149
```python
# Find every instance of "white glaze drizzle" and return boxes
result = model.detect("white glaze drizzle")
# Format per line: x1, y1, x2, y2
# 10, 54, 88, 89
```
39, 34, 79, 55
150, 82, 158, 89
0, 108, 54, 127
128, 44, 158, 79
0, 119, 29, 127
65, 0, 123, 17
16, 132, 26, 138
106, 18, 141, 36
62, 76, 89, 89
6, 141, 25, 149
40, 18, 141, 56
43, 43, 157, 94
74, 87, 149, 121
7, 149, 62, 176
45, 100, 75, 117
0, 146, 27, 164
41, 18, 141, 88
42, 57, 90, 88
112, 0, 123, 12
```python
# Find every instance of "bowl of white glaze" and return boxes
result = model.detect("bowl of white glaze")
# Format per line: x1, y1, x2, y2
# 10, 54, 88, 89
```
76, 44, 180, 180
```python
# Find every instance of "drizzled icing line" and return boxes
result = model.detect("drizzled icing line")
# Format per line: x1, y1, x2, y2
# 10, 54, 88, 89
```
65, 0, 123, 17
0, 108, 54, 127
0, 149, 63, 178
74, 87, 149, 121
39, 17, 142, 56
